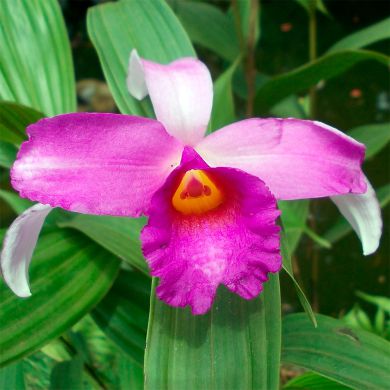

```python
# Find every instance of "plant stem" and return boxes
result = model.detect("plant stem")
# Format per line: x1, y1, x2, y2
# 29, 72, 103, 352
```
308, 1, 320, 312
308, 0, 317, 118
245, 0, 258, 117
231, 0, 258, 118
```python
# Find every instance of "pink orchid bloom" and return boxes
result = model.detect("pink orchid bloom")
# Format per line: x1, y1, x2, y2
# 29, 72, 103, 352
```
0, 50, 382, 315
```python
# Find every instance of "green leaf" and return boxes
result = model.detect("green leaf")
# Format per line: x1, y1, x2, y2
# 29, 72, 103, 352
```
279, 200, 310, 254
0, 361, 25, 390
58, 214, 148, 274
0, 229, 119, 366
343, 304, 373, 332
0, 102, 43, 145
209, 59, 240, 132
0, 141, 17, 168
49, 358, 84, 390
255, 50, 390, 112
0, 0, 76, 116
356, 291, 390, 314
281, 231, 317, 327
92, 270, 150, 366
145, 275, 281, 389
87, 0, 195, 116
328, 17, 390, 53
348, 123, 390, 159
284, 372, 351, 389
324, 184, 390, 244
118, 353, 144, 390
0, 190, 33, 214
295, 0, 329, 16
236, 0, 260, 44
173, 1, 239, 62
282, 313, 390, 389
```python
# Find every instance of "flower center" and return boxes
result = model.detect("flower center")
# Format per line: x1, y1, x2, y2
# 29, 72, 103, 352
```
172, 170, 224, 215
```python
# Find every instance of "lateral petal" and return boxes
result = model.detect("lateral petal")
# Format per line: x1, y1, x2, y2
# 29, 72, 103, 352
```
1, 204, 52, 297
12, 113, 183, 216
128, 50, 213, 146
196, 118, 366, 200
331, 177, 382, 255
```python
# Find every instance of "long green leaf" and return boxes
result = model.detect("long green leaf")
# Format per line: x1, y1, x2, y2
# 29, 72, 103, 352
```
0, 229, 119, 366
0, 190, 33, 214
49, 358, 84, 390
87, 0, 195, 116
282, 313, 390, 389
92, 270, 150, 366
58, 214, 148, 274
255, 50, 390, 112
348, 123, 390, 159
0, 0, 76, 115
328, 17, 390, 52
173, 1, 239, 62
284, 372, 351, 389
280, 230, 317, 327
0, 101, 43, 145
209, 59, 240, 132
145, 275, 281, 389
0, 361, 25, 390
0, 141, 17, 168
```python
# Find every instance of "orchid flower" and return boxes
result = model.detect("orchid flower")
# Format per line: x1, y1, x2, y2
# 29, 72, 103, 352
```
0, 51, 382, 315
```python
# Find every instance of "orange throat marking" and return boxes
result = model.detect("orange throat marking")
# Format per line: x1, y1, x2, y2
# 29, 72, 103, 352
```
172, 170, 224, 215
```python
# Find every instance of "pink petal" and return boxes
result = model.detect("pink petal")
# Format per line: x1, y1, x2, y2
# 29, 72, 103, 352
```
331, 176, 382, 255
196, 118, 367, 200
141, 147, 281, 315
1, 204, 52, 297
12, 113, 183, 216
127, 50, 213, 146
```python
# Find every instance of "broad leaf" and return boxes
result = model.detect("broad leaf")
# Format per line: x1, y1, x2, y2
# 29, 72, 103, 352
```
145, 276, 281, 390
209, 59, 240, 132
92, 270, 150, 366
173, 1, 239, 62
0, 0, 76, 116
284, 372, 351, 389
0, 141, 17, 168
0, 229, 119, 366
328, 17, 390, 52
0, 361, 25, 390
0, 190, 33, 214
87, 0, 195, 116
49, 358, 84, 390
255, 50, 390, 112
58, 214, 148, 274
0, 102, 43, 145
282, 313, 390, 389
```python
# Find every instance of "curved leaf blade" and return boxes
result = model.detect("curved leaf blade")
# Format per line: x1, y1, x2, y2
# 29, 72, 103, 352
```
92, 270, 150, 366
255, 50, 390, 112
328, 17, 390, 53
282, 313, 390, 389
0, 102, 43, 145
0, 0, 76, 115
145, 275, 281, 390
87, 0, 195, 116
0, 229, 119, 366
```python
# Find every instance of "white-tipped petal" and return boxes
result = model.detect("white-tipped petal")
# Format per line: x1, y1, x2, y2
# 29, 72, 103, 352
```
127, 49, 213, 146
1, 204, 52, 297
127, 49, 148, 100
331, 177, 382, 255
